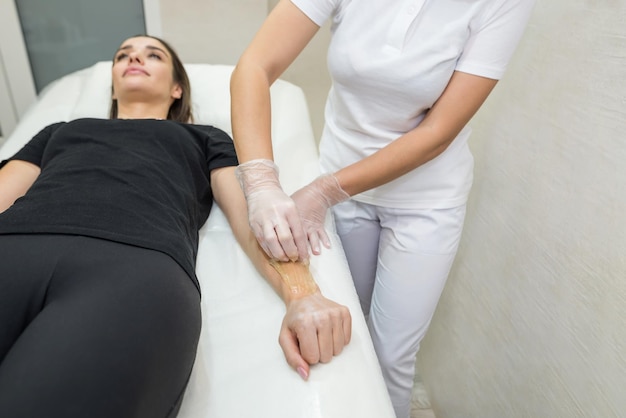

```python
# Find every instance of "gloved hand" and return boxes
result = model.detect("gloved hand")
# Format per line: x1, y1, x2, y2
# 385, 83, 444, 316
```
235, 159, 309, 261
290, 174, 349, 255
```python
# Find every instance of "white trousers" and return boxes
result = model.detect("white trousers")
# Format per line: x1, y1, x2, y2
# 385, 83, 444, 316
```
332, 200, 467, 418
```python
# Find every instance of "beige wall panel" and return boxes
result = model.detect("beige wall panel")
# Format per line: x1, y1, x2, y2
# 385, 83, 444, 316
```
418, 1, 626, 417
159, 0, 267, 65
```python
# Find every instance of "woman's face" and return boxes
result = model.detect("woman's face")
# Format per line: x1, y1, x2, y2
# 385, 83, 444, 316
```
111, 36, 182, 104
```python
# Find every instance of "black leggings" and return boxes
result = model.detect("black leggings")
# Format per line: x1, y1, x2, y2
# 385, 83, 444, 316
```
0, 234, 201, 418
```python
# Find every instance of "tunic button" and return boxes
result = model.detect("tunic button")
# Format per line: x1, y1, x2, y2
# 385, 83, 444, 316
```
407, 5, 416, 14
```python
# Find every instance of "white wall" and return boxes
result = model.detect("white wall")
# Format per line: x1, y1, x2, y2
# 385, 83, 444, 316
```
418, 1, 626, 417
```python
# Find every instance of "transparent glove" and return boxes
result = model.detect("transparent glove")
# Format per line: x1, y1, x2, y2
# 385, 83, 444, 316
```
290, 174, 349, 255
235, 159, 308, 261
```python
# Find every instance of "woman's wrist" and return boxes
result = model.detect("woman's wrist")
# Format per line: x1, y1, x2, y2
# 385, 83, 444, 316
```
269, 259, 320, 301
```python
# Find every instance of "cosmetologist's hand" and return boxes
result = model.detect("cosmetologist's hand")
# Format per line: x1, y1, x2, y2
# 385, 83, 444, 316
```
291, 174, 349, 255
235, 159, 309, 261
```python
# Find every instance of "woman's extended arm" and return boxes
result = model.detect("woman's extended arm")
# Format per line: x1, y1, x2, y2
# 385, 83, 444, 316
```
229, 0, 321, 262
210, 166, 351, 380
0, 160, 40, 213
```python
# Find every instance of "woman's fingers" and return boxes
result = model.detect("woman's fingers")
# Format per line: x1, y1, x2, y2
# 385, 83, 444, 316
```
279, 294, 353, 378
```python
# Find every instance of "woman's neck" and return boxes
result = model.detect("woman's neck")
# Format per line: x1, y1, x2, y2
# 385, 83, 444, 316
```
116, 102, 170, 120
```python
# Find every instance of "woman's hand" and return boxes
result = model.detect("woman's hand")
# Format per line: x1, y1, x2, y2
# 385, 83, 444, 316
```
279, 291, 352, 380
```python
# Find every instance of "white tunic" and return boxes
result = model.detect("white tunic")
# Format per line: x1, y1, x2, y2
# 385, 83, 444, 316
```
291, 0, 535, 208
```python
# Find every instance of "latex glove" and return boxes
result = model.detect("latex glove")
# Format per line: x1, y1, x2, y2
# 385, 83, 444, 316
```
235, 159, 308, 261
290, 174, 349, 255
279, 292, 352, 380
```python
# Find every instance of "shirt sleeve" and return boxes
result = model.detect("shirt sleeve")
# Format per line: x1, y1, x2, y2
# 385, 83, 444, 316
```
0, 122, 65, 170
455, 0, 536, 80
204, 126, 239, 171
289, 0, 345, 27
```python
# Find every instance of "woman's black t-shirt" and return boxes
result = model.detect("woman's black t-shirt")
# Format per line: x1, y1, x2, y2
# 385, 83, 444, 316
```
0, 118, 239, 291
